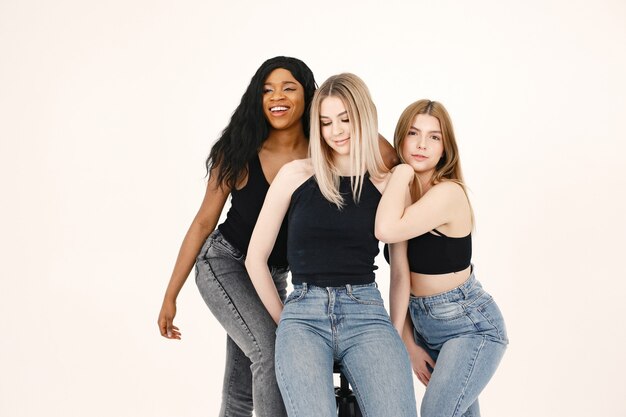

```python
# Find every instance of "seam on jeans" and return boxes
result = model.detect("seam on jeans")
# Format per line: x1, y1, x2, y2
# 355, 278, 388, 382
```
451, 336, 486, 417
275, 358, 299, 417
222, 340, 239, 417
476, 300, 508, 343
203, 255, 264, 378
341, 366, 370, 417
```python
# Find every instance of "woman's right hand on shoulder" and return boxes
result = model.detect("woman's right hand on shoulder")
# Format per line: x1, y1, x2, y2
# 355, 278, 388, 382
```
158, 298, 181, 339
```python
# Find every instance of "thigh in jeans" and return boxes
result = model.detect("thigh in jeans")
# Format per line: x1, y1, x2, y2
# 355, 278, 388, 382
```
195, 231, 287, 417
410, 279, 508, 417
275, 286, 337, 417
338, 285, 418, 417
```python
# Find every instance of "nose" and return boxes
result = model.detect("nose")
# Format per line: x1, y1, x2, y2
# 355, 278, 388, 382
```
332, 121, 344, 136
270, 89, 285, 100
416, 136, 427, 149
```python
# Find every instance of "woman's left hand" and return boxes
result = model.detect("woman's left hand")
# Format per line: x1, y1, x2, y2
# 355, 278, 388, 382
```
406, 340, 436, 386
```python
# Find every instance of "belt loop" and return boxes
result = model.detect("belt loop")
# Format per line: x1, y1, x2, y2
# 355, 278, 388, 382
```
459, 284, 468, 299
302, 282, 308, 293
345, 284, 352, 294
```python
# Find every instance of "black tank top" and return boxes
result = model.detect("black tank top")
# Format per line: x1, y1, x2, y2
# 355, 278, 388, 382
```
218, 154, 288, 267
383, 229, 471, 274
288, 175, 381, 286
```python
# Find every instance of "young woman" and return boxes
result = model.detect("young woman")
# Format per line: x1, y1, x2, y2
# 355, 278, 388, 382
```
245, 73, 417, 417
157, 58, 397, 417
376, 100, 508, 417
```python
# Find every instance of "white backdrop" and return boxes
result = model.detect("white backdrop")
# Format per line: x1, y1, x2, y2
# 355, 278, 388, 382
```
1, 1, 625, 416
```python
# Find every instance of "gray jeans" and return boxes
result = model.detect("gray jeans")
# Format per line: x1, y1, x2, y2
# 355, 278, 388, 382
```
195, 229, 288, 417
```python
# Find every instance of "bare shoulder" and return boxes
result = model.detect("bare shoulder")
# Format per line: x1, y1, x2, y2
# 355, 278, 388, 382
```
272, 158, 313, 193
427, 181, 469, 205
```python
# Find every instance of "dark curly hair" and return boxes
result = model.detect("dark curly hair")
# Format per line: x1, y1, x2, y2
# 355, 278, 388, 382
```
206, 56, 317, 189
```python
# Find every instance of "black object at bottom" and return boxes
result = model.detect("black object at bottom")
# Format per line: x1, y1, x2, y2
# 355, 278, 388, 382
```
335, 365, 362, 417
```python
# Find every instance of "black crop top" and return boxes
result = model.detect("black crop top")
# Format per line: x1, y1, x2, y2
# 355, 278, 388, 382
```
218, 154, 289, 267
384, 229, 471, 274
287, 175, 381, 286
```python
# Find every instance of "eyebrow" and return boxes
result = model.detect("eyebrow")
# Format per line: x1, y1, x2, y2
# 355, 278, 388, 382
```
320, 111, 348, 118
264, 81, 298, 86
410, 126, 442, 134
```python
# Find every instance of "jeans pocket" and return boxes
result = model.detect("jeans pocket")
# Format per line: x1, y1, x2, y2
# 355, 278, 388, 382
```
476, 297, 509, 343
210, 235, 245, 261
427, 301, 466, 320
284, 288, 307, 305
347, 287, 385, 306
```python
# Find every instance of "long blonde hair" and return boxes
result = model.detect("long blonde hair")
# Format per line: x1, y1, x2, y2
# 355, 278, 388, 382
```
394, 99, 474, 224
309, 73, 386, 208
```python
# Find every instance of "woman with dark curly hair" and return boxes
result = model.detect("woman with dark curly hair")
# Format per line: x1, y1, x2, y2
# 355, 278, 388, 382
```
158, 57, 396, 417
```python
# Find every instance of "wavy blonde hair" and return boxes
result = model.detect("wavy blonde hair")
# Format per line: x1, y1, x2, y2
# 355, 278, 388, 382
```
309, 73, 386, 208
394, 99, 474, 224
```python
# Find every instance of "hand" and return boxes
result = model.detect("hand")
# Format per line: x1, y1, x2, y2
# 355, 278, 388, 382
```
406, 340, 435, 386
158, 299, 181, 339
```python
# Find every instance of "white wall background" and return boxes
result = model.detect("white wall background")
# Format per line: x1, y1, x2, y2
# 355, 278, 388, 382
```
1, 0, 625, 416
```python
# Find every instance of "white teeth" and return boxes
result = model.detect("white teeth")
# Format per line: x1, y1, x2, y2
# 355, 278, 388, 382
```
270, 106, 288, 111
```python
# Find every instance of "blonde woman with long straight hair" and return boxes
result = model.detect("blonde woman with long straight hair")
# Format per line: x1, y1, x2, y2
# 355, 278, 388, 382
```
376, 100, 508, 417
245, 73, 417, 417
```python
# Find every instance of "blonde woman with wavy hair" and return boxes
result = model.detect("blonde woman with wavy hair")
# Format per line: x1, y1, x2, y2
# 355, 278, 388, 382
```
376, 100, 508, 417
245, 73, 417, 417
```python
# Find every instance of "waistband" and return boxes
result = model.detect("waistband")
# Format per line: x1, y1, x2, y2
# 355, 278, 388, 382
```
291, 273, 374, 287
409, 272, 480, 308
293, 281, 378, 292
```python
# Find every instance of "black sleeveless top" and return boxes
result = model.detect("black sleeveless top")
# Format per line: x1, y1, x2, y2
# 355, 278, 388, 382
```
218, 154, 289, 267
384, 229, 471, 274
288, 175, 381, 286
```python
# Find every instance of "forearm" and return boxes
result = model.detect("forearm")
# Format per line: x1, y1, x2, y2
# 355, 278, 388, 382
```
245, 258, 284, 324
375, 165, 414, 242
163, 219, 214, 302
402, 311, 416, 346
390, 272, 411, 335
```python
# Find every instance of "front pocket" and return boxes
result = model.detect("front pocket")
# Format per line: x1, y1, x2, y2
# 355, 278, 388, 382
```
283, 289, 307, 305
347, 288, 384, 306
427, 301, 466, 320
210, 237, 245, 261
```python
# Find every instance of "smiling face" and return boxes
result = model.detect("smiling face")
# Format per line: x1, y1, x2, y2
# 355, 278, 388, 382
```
319, 96, 351, 156
401, 113, 444, 178
262, 68, 305, 131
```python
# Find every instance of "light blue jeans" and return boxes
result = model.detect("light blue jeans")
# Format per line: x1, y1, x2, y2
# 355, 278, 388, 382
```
275, 283, 418, 417
409, 272, 508, 417
195, 230, 288, 417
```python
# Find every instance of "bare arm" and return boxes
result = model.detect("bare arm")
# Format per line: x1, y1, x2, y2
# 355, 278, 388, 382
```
375, 164, 464, 243
389, 240, 411, 334
378, 134, 400, 170
158, 168, 230, 339
246, 161, 310, 324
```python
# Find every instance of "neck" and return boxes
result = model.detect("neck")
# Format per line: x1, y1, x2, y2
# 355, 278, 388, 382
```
333, 153, 354, 176
264, 123, 307, 151
416, 171, 434, 194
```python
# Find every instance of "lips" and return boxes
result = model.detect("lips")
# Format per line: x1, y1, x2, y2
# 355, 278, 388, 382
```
411, 154, 428, 161
334, 137, 350, 146
269, 106, 290, 116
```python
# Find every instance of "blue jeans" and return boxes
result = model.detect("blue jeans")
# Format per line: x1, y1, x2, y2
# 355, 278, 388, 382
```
195, 230, 288, 417
275, 283, 418, 417
409, 272, 508, 417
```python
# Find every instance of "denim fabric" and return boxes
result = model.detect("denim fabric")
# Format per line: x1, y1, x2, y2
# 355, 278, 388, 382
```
195, 230, 288, 417
409, 272, 508, 417
275, 283, 418, 417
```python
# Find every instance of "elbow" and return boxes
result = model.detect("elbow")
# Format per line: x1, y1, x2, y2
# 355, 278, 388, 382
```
375, 223, 400, 244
